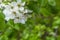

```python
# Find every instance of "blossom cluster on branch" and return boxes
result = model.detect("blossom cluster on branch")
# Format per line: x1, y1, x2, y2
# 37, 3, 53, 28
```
0, 0, 32, 24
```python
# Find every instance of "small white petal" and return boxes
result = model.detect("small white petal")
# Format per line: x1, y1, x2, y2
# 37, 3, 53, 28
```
9, 14, 16, 19
19, 19, 25, 24
0, 4, 2, 8
14, 19, 19, 23
21, 2, 25, 6
5, 17, 11, 21
24, 9, 32, 13
10, 2, 17, 7
17, 0, 21, 3
0, 3, 5, 8
3, 9, 11, 16
19, 7, 24, 12
5, 5, 11, 9
14, 6, 19, 10
10, 6, 18, 11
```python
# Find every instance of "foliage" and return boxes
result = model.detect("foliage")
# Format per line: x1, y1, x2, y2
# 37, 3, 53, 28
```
0, 0, 60, 40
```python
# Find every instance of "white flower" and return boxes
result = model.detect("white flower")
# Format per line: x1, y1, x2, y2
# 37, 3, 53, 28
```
17, 0, 25, 6
14, 13, 27, 24
5, 17, 11, 21
19, 7, 24, 12
14, 18, 26, 24
2, 0, 32, 24
3, 9, 16, 21
0, 3, 5, 9
17, 0, 21, 3
24, 9, 33, 13
3, 4, 19, 21
9, 1, 25, 11
9, 2, 17, 7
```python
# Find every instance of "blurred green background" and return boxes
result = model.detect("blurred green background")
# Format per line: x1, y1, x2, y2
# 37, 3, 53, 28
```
0, 0, 60, 40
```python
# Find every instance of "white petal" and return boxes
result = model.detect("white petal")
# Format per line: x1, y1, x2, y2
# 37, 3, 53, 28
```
14, 18, 26, 24
5, 17, 10, 21
19, 7, 24, 12
0, 3, 5, 8
0, 4, 2, 8
24, 9, 32, 13
17, 0, 21, 3
9, 14, 15, 19
19, 19, 25, 24
3, 9, 11, 16
14, 19, 19, 23
5, 5, 11, 9
10, 6, 18, 11
24, 9, 28, 13
10, 2, 17, 6
21, 2, 25, 6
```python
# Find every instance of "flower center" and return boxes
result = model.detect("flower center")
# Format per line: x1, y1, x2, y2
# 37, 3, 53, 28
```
12, 11, 16, 15
16, 17, 19, 19
11, 6, 14, 9
17, 4, 20, 7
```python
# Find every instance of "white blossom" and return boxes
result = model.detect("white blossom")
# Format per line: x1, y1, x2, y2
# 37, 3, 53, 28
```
3, 9, 16, 21
2, 0, 32, 24
0, 3, 5, 9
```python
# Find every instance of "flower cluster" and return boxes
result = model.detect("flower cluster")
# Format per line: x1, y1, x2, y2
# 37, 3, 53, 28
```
0, 0, 32, 24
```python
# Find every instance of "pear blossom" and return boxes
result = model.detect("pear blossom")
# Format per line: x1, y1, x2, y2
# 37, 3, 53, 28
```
14, 16, 27, 24
1, 0, 32, 24
3, 8, 16, 21
0, 3, 5, 9
24, 9, 33, 13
